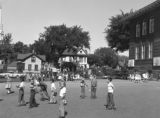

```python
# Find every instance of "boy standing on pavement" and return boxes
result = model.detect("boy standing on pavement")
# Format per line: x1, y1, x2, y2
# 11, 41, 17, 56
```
59, 81, 67, 118
105, 77, 116, 110
80, 76, 88, 99
16, 76, 26, 106
49, 79, 57, 104
90, 74, 97, 99
29, 79, 39, 108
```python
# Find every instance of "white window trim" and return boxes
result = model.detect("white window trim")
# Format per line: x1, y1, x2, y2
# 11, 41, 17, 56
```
148, 42, 153, 59
142, 22, 147, 36
135, 47, 139, 60
141, 43, 145, 60
136, 24, 140, 37
149, 18, 154, 33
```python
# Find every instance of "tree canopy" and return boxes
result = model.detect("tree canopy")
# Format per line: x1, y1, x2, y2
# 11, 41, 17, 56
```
94, 47, 118, 68
105, 11, 133, 52
36, 24, 90, 65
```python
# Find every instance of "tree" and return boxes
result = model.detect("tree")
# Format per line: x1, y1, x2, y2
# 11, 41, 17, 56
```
14, 41, 30, 54
105, 10, 133, 52
88, 54, 102, 66
94, 47, 118, 68
0, 33, 14, 62
38, 24, 90, 66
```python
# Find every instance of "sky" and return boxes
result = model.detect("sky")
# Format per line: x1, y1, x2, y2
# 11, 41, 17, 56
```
0, 0, 156, 55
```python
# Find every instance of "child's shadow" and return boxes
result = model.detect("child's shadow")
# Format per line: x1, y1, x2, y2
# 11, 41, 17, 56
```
0, 99, 3, 101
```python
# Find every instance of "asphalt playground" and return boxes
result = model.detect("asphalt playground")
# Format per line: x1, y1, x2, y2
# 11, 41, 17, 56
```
0, 79, 160, 118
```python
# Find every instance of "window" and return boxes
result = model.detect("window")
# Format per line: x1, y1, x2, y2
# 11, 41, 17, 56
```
35, 65, 38, 71
149, 18, 154, 33
31, 56, 36, 63
79, 57, 83, 63
136, 24, 140, 37
28, 64, 32, 71
135, 46, 139, 60
141, 43, 145, 60
142, 21, 147, 35
148, 42, 153, 59
128, 59, 135, 67
84, 57, 86, 63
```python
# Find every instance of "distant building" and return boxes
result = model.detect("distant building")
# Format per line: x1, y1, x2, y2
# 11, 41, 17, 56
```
7, 61, 17, 72
59, 48, 89, 70
123, 0, 160, 71
17, 53, 46, 73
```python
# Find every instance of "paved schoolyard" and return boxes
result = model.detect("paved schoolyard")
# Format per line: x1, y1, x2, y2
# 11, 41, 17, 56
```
0, 79, 160, 118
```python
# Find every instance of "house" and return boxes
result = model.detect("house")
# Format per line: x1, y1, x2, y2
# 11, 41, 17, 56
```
122, 0, 160, 71
59, 48, 89, 70
17, 53, 46, 73
7, 61, 17, 72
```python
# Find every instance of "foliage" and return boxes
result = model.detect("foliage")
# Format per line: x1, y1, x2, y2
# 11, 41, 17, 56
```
87, 54, 100, 66
0, 33, 14, 63
14, 41, 30, 54
105, 11, 133, 52
94, 47, 118, 68
61, 62, 77, 72
37, 24, 90, 66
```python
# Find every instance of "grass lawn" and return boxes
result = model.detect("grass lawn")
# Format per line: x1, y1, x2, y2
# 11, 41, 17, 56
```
0, 79, 160, 118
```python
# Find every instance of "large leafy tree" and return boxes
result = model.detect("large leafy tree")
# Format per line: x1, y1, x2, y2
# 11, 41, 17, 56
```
0, 33, 14, 62
105, 11, 133, 52
37, 24, 90, 65
94, 47, 118, 68
87, 54, 101, 66
14, 41, 30, 54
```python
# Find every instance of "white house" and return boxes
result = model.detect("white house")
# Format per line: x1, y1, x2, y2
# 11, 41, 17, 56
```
17, 53, 46, 73
59, 48, 89, 69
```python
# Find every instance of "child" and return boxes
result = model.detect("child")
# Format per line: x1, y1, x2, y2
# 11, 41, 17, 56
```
90, 74, 97, 99
135, 72, 142, 83
80, 77, 88, 99
16, 76, 26, 106
105, 77, 116, 110
59, 81, 67, 118
49, 79, 57, 104
5, 74, 13, 94
29, 79, 39, 108
37, 77, 50, 101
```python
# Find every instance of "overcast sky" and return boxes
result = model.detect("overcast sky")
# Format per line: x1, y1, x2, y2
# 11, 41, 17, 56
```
0, 0, 156, 55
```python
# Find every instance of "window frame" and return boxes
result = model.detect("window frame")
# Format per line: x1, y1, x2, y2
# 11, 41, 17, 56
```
31, 56, 36, 63
136, 24, 140, 37
135, 46, 139, 60
149, 18, 154, 33
141, 43, 145, 60
148, 42, 153, 59
28, 64, 32, 71
142, 21, 147, 36
35, 65, 38, 71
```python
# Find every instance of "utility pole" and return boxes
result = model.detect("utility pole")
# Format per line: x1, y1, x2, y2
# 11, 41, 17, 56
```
0, 5, 4, 44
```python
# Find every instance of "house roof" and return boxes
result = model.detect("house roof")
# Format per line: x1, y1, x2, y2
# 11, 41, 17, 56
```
8, 61, 17, 67
122, 0, 160, 21
17, 53, 46, 61
62, 48, 87, 56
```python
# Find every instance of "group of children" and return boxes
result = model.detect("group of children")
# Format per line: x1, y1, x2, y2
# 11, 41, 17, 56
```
3, 70, 117, 118
80, 73, 116, 110
80, 74, 98, 99
15, 73, 67, 118
129, 71, 150, 83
